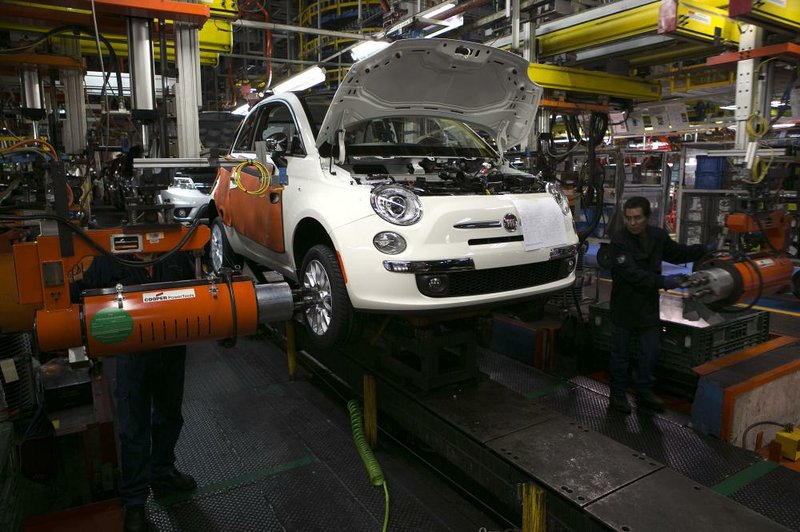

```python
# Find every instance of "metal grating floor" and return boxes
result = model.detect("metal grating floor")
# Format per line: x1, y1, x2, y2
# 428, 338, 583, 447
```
479, 348, 800, 530
133, 337, 502, 531
729, 465, 800, 531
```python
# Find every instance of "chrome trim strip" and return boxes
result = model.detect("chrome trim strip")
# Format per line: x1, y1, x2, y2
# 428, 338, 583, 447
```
454, 221, 501, 229
383, 258, 475, 274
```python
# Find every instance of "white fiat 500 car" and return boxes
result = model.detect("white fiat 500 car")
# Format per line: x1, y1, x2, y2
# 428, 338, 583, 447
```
208, 39, 579, 347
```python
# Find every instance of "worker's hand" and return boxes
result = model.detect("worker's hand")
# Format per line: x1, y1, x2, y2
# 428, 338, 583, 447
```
662, 274, 688, 290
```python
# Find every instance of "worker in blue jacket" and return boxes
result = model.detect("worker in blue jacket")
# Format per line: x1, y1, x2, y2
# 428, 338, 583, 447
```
73, 251, 198, 532
608, 196, 708, 414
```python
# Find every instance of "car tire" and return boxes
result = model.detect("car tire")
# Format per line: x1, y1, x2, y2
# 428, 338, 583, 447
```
209, 218, 242, 273
300, 244, 355, 349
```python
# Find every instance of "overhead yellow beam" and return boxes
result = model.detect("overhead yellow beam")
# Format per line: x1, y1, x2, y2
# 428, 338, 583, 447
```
0, 53, 83, 69
727, 0, 800, 34
537, 0, 739, 58
528, 64, 662, 101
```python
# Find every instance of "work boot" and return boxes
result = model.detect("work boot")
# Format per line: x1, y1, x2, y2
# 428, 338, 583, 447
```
608, 395, 631, 414
637, 391, 665, 413
123, 505, 150, 532
151, 470, 198, 496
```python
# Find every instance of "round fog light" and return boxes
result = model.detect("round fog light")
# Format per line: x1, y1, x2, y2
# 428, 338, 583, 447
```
567, 258, 576, 272
175, 208, 188, 218
373, 231, 407, 255
419, 274, 449, 295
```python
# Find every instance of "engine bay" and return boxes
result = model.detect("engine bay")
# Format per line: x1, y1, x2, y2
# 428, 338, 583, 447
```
343, 157, 547, 196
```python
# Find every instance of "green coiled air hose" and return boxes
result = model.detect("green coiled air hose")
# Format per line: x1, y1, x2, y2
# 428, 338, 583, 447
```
347, 399, 390, 531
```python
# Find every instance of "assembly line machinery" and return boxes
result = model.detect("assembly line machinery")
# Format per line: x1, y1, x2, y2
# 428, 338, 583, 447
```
1, 1, 799, 530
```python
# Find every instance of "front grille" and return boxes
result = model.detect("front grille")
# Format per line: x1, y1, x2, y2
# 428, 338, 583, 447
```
416, 258, 568, 297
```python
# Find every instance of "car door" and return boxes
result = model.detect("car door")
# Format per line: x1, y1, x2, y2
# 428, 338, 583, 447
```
219, 102, 299, 254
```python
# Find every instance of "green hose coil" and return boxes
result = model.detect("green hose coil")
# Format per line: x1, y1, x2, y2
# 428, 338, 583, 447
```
347, 399, 390, 531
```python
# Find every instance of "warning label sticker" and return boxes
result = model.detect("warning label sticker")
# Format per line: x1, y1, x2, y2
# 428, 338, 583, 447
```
142, 288, 197, 303
686, 11, 711, 25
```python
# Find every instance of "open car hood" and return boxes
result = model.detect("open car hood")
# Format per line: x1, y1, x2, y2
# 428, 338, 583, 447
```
316, 39, 542, 153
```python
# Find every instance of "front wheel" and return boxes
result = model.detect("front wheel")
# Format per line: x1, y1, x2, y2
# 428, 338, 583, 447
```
300, 244, 355, 349
209, 218, 242, 273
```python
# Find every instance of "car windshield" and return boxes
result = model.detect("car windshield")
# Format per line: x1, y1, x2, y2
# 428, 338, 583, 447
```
344, 116, 497, 158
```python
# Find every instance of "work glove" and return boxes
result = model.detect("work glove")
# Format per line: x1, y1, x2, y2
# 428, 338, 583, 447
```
662, 274, 687, 290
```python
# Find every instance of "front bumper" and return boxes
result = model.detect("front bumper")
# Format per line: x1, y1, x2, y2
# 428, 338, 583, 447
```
331, 216, 578, 312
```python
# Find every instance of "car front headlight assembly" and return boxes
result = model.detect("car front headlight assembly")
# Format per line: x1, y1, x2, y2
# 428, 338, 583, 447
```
370, 184, 422, 226
546, 181, 570, 215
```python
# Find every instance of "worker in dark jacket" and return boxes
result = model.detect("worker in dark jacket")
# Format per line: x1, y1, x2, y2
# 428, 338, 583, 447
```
73, 251, 198, 532
608, 196, 707, 414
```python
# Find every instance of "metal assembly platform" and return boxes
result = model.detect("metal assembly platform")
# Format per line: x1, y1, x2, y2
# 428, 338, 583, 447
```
133, 330, 800, 531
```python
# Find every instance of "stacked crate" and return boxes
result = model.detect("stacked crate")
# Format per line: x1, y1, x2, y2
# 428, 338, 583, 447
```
694, 155, 726, 190
589, 301, 770, 396
0, 333, 37, 422
0, 422, 20, 532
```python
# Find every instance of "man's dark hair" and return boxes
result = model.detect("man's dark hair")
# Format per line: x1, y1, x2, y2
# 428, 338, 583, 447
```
623, 196, 652, 217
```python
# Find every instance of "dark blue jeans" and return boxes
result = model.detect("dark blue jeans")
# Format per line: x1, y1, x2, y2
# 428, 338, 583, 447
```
114, 347, 186, 506
609, 323, 660, 397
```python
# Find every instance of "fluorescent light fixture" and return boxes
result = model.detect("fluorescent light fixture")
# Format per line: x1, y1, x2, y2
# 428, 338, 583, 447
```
425, 2, 456, 19
351, 40, 392, 61
232, 103, 249, 116
425, 14, 464, 38
272, 66, 326, 94
773, 122, 797, 129
719, 105, 737, 110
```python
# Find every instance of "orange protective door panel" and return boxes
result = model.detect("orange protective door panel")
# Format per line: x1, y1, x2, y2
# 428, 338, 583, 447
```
213, 166, 285, 253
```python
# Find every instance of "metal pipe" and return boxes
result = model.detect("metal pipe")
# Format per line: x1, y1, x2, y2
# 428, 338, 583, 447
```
219, 52, 352, 67
127, 18, 156, 112
511, 0, 520, 50
21, 69, 43, 111
232, 18, 371, 41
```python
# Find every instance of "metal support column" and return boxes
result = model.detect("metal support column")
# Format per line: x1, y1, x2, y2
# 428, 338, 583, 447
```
175, 22, 202, 158
61, 38, 87, 155
734, 25, 763, 150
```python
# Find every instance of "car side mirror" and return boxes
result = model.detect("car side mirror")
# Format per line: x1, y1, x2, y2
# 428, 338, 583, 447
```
265, 137, 284, 153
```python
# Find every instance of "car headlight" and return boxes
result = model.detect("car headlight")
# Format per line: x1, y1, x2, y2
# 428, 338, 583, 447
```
373, 232, 407, 254
173, 177, 196, 190
546, 181, 570, 215
370, 184, 422, 226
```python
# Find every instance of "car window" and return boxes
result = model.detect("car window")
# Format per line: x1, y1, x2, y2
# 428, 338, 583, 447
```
254, 103, 305, 156
232, 109, 258, 152
298, 93, 333, 137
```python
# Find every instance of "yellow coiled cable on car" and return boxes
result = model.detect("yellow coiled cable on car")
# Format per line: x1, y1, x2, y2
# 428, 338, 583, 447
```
231, 159, 272, 196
